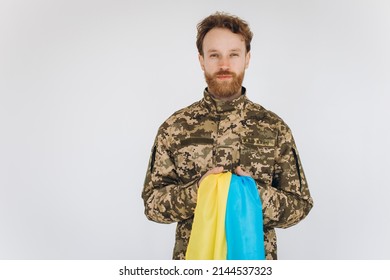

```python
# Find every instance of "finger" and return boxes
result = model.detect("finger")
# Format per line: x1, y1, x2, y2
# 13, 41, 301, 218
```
208, 166, 224, 174
235, 166, 250, 176
199, 166, 224, 185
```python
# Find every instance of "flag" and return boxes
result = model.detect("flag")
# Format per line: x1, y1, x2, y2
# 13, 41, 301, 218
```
186, 172, 265, 260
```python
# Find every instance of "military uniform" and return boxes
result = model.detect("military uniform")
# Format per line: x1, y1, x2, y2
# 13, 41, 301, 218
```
142, 88, 313, 260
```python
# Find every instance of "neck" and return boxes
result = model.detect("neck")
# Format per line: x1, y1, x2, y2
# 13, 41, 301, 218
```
209, 90, 242, 102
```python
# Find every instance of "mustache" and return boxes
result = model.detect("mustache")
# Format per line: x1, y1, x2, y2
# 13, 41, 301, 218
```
214, 70, 236, 77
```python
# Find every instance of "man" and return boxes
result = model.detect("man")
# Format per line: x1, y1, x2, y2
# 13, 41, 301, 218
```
142, 12, 313, 260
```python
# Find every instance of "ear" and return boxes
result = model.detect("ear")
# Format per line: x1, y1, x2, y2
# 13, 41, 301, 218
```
245, 51, 251, 69
198, 53, 205, 71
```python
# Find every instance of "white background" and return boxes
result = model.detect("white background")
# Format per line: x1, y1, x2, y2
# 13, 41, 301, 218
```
1, 0, 389, 259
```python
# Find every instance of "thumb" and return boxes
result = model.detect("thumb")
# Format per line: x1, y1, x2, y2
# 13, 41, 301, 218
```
235, 166, 250, 177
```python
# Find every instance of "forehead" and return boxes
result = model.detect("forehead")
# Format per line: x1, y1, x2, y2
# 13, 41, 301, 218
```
203, 28, 245, 52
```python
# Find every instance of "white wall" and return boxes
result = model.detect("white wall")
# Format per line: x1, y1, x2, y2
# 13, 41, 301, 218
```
1, 0, 389, 259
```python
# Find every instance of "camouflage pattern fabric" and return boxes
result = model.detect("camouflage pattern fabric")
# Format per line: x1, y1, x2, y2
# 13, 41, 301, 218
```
142, 88, 313, 260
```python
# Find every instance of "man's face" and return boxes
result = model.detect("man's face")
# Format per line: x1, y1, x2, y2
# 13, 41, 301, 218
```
199, 28, 250, 100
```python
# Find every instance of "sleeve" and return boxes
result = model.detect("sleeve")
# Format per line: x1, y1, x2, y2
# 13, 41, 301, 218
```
141, 126, 199, 224
257, 124, 313, 229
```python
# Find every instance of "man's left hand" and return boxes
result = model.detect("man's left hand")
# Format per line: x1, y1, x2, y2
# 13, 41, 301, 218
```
235, 166, 251, 177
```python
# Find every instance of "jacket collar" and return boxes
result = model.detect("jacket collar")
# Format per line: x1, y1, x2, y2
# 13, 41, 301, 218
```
202, 87, 247, 114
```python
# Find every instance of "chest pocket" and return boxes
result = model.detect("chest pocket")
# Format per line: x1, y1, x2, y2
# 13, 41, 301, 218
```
175, 138, 214, 182
240, 134, 276, 185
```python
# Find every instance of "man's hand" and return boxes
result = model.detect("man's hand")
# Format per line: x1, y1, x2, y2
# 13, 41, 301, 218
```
198, 166, 251, 187
235, 166, 251, 177
198, 166, 224, 186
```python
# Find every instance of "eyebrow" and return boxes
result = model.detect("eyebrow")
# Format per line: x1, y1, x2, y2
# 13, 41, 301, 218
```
206, 48, 243, 53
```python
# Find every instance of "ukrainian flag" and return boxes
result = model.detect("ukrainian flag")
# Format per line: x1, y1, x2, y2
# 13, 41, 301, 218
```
186, 172, 265, 260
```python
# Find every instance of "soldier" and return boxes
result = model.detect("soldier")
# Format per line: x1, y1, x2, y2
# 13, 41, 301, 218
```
142, 12, 313, 260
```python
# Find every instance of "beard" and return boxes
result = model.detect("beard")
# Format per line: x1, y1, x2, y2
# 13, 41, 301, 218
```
205, 70, 245, 99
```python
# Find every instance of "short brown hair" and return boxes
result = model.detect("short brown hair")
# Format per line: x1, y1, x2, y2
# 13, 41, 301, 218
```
196, 12, 253, 56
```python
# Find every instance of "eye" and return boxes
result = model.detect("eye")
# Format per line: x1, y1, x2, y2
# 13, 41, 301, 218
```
210, 53, 219, 58
230, 53, 239, 57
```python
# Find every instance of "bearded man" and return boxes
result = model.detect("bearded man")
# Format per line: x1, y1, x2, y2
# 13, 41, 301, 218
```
142, 12, 313, 260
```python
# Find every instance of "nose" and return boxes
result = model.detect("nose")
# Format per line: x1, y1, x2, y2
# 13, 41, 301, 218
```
218, 55, 230, 70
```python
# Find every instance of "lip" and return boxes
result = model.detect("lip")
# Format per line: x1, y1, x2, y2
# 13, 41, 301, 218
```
216, 75, 233, 80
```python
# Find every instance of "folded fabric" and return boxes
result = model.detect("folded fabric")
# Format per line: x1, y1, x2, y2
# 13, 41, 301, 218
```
186, 172, 265, 260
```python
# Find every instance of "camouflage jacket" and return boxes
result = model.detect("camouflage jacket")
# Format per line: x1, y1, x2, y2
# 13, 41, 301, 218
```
142, 88, 313, 260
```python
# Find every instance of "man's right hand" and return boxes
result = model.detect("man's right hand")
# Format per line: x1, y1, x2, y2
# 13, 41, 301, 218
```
198, 166, 224, 186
